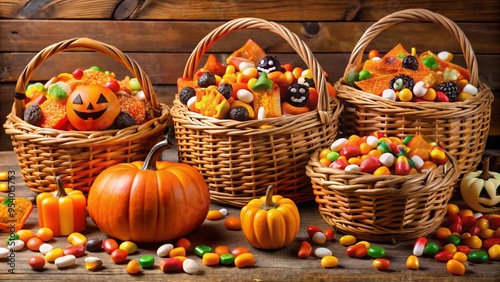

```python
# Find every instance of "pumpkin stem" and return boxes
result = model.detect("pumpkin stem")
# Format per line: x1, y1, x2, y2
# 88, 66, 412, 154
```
479, 156, 494, 180
141, 138, 174, 171
259, 185, 279, 210
55, 176, 68, 198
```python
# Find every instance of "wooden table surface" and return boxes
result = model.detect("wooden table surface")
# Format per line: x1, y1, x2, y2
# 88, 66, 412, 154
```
0, 151, 498, 281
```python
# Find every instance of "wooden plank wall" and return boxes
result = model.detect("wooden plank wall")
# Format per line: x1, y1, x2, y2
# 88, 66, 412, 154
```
1, 0, 499, 152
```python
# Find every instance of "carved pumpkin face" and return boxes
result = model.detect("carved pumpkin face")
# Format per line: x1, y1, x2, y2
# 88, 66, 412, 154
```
66, 85, 120, 131
460, 158, 500, 213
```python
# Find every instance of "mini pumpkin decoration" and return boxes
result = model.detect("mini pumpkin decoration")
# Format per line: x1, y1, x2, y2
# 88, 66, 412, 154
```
87, 139, 210, 243
240, 185, 300, 250
66, 85, 120, 130
460, 156, 500, 213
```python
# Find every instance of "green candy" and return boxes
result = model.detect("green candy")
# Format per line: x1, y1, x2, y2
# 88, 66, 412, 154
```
138, 255, 155, 268
358, 69, 371, 81
367, 246, 386, 259
446, 234, 462, 246
422, 56, 440, 70
345, 71, 359, 87
219, 253, 235, 265
194, 244, 212, 257
423, 242, 439, 256
251, 72, 273, 92
468, 251, 489, 263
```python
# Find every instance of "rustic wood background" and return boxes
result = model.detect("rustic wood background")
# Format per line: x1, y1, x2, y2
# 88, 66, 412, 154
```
0, 0, 499, 152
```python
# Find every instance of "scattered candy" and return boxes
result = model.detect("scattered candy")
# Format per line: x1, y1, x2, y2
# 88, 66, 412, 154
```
157, 243, 174, 257
28, 256, 46, 270
126, 259, 141, 275
39, 243, 54, 255
138, 255, 155, 269
314, 247, 332, 258
467, 250, 489, 263
169, 247, 186, 258
368, 246, 386, 259
0, 247, 9, 258
202, 252, 220, 266
183, 258, 200, 274
111, 248, 129, 264
10, 240, 25, 251
373, 258, 391, 270
55, 255, 76, 269
446, 259, 465, 275
320, 255, 339, 268
67, 232, 87, 246
413, 237, 427, 256
312, 232, 327, 244
224, 216, 242, 230
234, 252, 255, 268
206, 209, 224, 220
220, 253, 235, 265
45, 248, 65, 263
194, 244, 212, 257
346, 243, 368, 258
85, 238, 103, 252
406, 255, 420, 270
85, 257, 103, 271
103, 238, 119, 254
119, 241, 138, 254
64, 244, 85, 258
298, 241, 313, 259
160, 258, 184, 273
339, 235, 356, 246
36, 227, 54, 242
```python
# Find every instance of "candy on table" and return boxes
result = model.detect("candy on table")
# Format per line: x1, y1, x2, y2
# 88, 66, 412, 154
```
321, 255, 339, 268
85, 257, 103, 271
55, 255, 77, 269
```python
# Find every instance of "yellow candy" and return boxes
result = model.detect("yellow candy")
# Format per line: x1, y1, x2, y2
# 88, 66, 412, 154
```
398, 88, 413, 102
406, 255, 419, 270
488, 244, 500, 260
320, 255, 339, 268
443, 243, 457, 254
120, 241, 138, 254
339, 235, 356, 246
446, 259, 465, 276
453, 252, 468, 263
45, 248, 64, 263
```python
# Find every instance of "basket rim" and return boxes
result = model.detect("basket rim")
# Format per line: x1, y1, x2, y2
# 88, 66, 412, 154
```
343, 8, 479, 85
177, 17, 339, 125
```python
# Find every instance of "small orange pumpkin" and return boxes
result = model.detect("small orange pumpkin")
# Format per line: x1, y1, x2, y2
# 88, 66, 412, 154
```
66, 85, 120, 130
87, 139, 210, 243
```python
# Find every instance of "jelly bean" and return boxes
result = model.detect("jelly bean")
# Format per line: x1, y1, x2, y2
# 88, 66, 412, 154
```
29, 256, 46, 270
39, 243, 53, 255
219, 208, 228, 216
237, 89, 253, 103
169, 247, 186, 258
68, 232, 87, 246
215, 245, 230, 256
85, 238, 103, 252
16, 229, 34, 244
453, 251, 468, 263
324, 228, 335, 241
10, 240, 25, 251
157, 243, 174, 257
413, 237, 427, 256
462, 216, 476, 230
330, 157, 349, 170
477, 218, 490, 230
220, 253, 235, 265
111, 248, 128, 264
443, 243, 457, 254
359, 143, 372, 155
330, 138, 348, 152
103, 238, 119, 254
64, 244, 85, 258
36, 227, 54, 242
312, 232, 327, 244
160, 258, 184, 273
437, 51, 453, 61
298, 241, 313, 259
326, 151, 340, 162
45, 248, 65, 263
488, 244, 500, 260
373, 258, 390, 270
481, 228, 495, 239
138, 255, 155, 268
469, 225, 481, 236
368, 246, 386, 259
321, 255, 339, 268
423, 242, 439, 256
120, 241, 137, 254
126, 259, 141, 275
461, 232, 472, 240
413, 81, 427, 97
446, 234, 462, 246
339, 235, 356, 246
345, 164, 361, 172
489, 216, 500, 230
456, 245, 471, 255
446, 213, 462, 226
202, 252, 220, 266
307, 225, 322, 237
0, 248, 9, 258
381, 89, 397, 100
468, 250, 489, 263
435, 91, 450, 102
224, 216, 242, 230
449, 221, 463, 234
206, 209, 224, 220
55, 255, 76, 269
446, 204, 459, 215
340, 145, 361, 159
85, 257, 103, 271
446, 259, 465, 275
406, 255, 420, 270
194, 244, 212, 257
356, 241, 370, 248
183, 258, 200, 274
234, 253, 255, 268
464, 235, 482, 249
314, 247, 332, 258
484, 238, 500, 249
435, 250, 454, 262
27, 237, 44, 251
231, 246, 250, 258
373, 166, 391, 176
346, 243, 368, 258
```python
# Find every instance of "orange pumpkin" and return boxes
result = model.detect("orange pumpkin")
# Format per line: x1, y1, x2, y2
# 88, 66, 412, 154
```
87, 139, 210, 243
66, 85, 120, 130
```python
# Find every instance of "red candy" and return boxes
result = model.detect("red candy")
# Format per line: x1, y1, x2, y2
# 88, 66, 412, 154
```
346, 244, 368, 258
435, 250, 454, 262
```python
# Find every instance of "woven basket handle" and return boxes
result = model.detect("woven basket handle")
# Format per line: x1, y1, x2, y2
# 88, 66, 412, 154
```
183, 17, 330, 114
345, 8, 479, 86
14, 37, 159, 118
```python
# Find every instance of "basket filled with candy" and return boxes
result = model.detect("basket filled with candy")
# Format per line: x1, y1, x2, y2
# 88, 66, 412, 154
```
306, 132, 460, 242
4, 38, 170, 194
170, 17, 343, 207
335, 9, 493, 178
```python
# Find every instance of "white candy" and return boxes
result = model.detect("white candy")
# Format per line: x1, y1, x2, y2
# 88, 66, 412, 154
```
237, 89, 253, 103
413, 81, 428, 97
55, 255, 76, 269
438, 51, 453, 62
463, 84, 478, 95
39, 243, 54, 255
312, 232, 327, 244
379, 152, 395, 167
157, 243, 174, 257
219, 208, 228, 216
330, 138, 348, 152
10, 240, 24, 251
473, 212, 484, 219
381, 89, 396, 100
411, 155, 424, 169
183, 258, 199, 274
257, 106, 266, 120
366, 136, 379, 148
238, 61, 255, 71
187, 96, 197, 112
242, 67, 256, 76
371, 56, 381, 61
0, 247, 9, 258
344, 164, 361, 172
314, 247, 332, 258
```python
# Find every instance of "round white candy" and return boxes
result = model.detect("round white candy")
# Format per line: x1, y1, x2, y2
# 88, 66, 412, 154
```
366, 136, 379, 148
314, 247, 332, 258
463, 84, 478, 95
379, 152, 395, 167
381, 89, 396, 100
39, 243, 53, 255
237, 89, 253, 103
183, 258, 199, 274
413, 81, 428, 97
312, 232, 327, 244
157, 243, 174, 257
330, 138, 348, 152
345, 164, 361, 172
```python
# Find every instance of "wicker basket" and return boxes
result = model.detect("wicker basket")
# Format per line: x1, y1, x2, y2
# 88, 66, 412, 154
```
3, 38, 170, 194
306, 148, 460, 242
335, 9, 494, 178
171, 18, 343, 207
